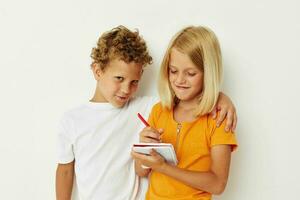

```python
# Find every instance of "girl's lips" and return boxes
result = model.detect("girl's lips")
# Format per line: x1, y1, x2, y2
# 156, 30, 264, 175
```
175, 85, 189, 89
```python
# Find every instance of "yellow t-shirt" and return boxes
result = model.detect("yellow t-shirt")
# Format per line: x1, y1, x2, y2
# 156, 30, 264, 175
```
146, 103, 238, 200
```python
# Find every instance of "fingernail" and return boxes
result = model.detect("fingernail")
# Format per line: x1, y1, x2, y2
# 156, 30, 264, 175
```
225, 128, 229, 132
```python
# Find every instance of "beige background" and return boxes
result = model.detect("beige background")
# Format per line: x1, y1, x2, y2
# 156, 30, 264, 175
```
0, 0, 299, 199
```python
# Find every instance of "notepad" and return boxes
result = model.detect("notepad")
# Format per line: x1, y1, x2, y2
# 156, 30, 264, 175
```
133, 143, 178, 165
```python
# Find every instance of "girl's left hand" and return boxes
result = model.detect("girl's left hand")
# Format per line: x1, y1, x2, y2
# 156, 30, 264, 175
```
211, 92, 237, 132
131, 149, 166, 171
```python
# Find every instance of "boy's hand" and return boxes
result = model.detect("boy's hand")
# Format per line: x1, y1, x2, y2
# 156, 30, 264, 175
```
211, 92, 237, 132
131, 149, 167, 171
139, 127, 163, 143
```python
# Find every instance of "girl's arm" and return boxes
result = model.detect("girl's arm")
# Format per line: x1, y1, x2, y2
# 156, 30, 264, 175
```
133, 127, 163, 177
131, 144, 232, 195
212, 92, 237, 132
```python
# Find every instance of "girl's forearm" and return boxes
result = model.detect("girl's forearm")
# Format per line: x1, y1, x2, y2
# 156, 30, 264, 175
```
157, 164, 227, 195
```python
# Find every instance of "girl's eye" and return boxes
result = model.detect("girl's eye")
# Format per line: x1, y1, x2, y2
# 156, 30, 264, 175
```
115, 76, 124, 81
169, 69, 177, 74
187, 72, 196, 76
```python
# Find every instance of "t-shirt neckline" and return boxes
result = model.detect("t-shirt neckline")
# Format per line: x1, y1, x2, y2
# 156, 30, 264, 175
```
85, 101, 119, 110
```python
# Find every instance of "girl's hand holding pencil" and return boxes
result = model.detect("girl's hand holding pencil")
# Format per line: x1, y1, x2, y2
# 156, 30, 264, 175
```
139, 127, 163, 143
137, 113, 163, 143
134, 113, 166, 169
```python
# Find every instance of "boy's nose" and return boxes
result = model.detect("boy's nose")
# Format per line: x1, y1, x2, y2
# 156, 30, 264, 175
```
121, 84, 130, 94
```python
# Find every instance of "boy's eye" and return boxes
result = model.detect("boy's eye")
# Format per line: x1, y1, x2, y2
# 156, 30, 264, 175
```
115, 76, 124, 81
132, 80, 139, 85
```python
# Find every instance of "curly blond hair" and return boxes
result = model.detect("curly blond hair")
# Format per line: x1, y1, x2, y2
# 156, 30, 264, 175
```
91, 25, 152, 70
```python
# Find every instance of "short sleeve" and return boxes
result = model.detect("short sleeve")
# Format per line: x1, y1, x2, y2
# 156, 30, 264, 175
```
148, 103, 162, 128
57, 115, 75, 164
209, 118, 238, 151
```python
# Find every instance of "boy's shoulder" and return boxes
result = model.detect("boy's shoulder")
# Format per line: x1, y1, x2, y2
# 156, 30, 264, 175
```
124, 96, 159, 118
60, 104, 90, 121
60, 96, 159, 121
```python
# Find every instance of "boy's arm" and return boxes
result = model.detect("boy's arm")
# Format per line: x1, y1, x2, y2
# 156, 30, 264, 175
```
56, 161, 75, 200
212, 92, 237, 132
132, 145, 231, 195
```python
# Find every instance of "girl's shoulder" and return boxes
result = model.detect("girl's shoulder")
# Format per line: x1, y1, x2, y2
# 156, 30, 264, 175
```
152, 102, 171, 114
193, 113, 218, 131
152, 102, 162, 110
149, 102, 172, 124
199, 112, 231, 134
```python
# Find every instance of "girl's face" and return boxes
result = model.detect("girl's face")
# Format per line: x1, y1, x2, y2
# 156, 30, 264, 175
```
168, 48, 203, 104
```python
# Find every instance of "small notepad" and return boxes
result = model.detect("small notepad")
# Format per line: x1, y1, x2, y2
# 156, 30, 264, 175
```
133, 143, 178, 165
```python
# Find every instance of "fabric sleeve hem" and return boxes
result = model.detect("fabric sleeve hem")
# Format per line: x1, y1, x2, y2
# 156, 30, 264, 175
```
211, 143, 238, 152
57, 157, 75, 164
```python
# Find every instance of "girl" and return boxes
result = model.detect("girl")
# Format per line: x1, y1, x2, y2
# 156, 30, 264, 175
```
132, 26, 238, 200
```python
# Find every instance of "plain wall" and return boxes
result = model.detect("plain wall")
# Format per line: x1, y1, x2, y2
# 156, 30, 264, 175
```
1, 0, 300, 199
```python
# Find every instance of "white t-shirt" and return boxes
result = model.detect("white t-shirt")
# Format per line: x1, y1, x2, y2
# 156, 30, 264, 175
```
57, 96, 158, 200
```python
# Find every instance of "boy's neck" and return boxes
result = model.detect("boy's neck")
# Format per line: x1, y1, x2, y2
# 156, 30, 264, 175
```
90, 88, 107, 103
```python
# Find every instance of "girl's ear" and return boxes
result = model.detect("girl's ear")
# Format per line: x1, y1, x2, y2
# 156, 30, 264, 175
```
91, 63, 103, 80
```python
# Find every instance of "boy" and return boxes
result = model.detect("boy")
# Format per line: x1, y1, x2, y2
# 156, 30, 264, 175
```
55, 25, 237, 200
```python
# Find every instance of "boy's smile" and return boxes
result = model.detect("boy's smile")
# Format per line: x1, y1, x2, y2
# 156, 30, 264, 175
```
91, 59, 143, 107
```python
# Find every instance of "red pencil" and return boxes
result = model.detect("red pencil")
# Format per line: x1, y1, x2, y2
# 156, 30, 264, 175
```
137, 113, 150, 127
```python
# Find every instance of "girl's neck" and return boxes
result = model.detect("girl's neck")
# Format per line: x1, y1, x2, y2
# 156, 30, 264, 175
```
173, 100, 199, 123
175, 99, 198, 111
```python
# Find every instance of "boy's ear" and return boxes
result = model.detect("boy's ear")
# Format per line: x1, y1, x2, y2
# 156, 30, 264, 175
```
91, 63, 103, 80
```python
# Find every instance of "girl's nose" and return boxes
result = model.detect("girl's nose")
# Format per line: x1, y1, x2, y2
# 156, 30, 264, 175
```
175, 73, 186, 84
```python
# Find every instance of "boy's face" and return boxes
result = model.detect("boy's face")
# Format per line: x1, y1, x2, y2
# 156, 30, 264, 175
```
93, 59, 143, 108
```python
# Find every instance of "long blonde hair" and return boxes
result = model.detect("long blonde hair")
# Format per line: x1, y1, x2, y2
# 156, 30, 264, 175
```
158, 26, 222, 116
